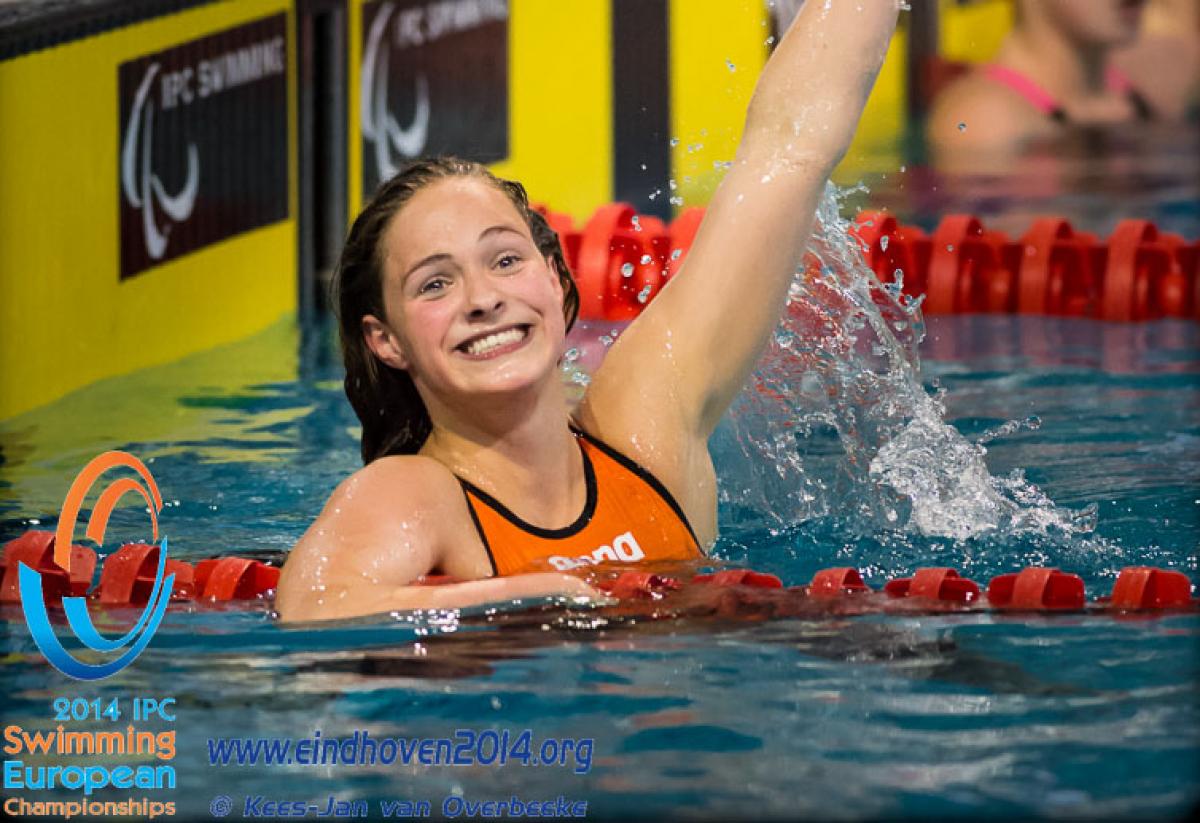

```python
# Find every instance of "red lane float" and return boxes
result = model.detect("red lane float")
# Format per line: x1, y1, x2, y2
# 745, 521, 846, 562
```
1106, 566, 1194, 609
1016, 218, 1101, 317
96, 543, 196, 604
986, 567, 1086, 610
807, 567, 871, 598
0, 530, 95, 604
1, 530, 278, 608
544, 203, 1199, 323
884, 567, 980, 603
4, 530, 1195, 614
193, 556, 279, 602
691, 569, 783, 589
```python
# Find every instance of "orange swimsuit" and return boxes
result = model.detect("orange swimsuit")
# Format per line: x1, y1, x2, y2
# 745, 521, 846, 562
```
457, 428, 703, 576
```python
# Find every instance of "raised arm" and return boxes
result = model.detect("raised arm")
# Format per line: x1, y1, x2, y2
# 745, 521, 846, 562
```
276, 457, 604, 622
579, 1, 898, 467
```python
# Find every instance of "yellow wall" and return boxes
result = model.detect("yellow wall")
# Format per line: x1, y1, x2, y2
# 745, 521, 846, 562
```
940, 0, 1012, 63
668, 0, 768, 207
487, 0, 614, 221
0, 0, 297, 422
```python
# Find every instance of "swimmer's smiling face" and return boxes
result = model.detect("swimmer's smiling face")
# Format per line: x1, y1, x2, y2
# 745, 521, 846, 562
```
363, 176, 567, 404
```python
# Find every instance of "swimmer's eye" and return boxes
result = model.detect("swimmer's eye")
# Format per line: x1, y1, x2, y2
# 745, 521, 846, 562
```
495, 253, 522, 270
417, 275, 450, 295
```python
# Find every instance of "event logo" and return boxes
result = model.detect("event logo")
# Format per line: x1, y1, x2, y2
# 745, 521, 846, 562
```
120, 62, 201, 262
362, 2, 432, 180
18, 452, 173, 681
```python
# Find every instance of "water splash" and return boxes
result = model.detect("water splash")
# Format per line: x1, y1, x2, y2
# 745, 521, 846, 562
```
716, 182, 1096, 544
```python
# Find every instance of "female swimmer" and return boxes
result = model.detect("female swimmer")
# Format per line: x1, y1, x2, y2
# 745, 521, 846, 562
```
927, 0, 1156, 154
276, 1, 899, 622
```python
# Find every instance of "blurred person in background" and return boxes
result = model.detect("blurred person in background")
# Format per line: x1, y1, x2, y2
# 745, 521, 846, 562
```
1114, 0, 1200, 120
926, 0, 1192, 155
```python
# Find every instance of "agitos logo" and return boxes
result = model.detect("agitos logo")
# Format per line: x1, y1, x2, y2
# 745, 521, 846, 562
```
18, 452, 174, 681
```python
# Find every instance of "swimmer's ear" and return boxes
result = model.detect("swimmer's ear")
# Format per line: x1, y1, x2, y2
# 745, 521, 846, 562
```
362, 314, 410, 371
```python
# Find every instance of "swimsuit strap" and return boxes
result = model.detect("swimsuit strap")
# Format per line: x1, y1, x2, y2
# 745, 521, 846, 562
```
983, 63, 1066, 119
983, 63, 1153, 124
455, 426, 702, 577
1106, 65, 1154, 121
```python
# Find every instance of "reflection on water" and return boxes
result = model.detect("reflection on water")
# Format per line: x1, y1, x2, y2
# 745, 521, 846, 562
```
836, 122, 1200, 239
1, 123, 1198, 820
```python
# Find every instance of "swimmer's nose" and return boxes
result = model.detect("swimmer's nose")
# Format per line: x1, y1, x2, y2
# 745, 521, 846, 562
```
463, 271, 505, 319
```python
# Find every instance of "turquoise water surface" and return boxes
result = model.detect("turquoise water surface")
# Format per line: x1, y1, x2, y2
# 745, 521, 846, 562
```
2, 132, 1199, 819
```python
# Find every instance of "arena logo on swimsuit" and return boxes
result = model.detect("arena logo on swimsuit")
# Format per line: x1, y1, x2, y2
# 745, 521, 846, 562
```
547, 532, 645, 571
17, 452, 173, 681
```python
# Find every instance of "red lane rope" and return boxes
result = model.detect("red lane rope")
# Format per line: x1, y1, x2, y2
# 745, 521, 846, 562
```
535, 203, 1199, 323
3, 530, 1194, 613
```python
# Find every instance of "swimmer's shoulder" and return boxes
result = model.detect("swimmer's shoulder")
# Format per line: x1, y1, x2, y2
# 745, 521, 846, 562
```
320, 454, 485, 561
278, 455, 488, 615
927, 69, 1051, 152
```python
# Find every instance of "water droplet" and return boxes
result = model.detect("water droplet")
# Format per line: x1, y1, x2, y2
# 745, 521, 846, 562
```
491, 696, 502, 710
765, 35, 775, 45
637, 285, 653, 303
946, 244, 955, 252
671, 249, 683, 260
639, 254, 652, 265
631, 215, 641, 232
621, 262, 634, 277
957, 121, 966, 132
725, 58, 736, 71
880, 236, 889, 252
668, 179, 677, 191
669, 137, 679, 147
669, 196, 684, 206
563, 347, 579, 362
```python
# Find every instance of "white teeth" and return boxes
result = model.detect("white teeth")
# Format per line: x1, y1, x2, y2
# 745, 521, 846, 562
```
463, 327, 526, 356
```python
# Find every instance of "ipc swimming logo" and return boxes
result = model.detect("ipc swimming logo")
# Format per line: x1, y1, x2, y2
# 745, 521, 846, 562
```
121, 61, 200, 260
18, 451, 174, 681
361, 2, 431, 180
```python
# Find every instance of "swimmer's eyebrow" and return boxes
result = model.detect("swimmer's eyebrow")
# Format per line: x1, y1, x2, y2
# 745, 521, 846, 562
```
477, 224, 526, 242
403, 225, 527, 282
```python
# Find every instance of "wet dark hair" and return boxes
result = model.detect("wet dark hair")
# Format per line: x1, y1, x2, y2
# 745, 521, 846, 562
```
333, 156, 580, 464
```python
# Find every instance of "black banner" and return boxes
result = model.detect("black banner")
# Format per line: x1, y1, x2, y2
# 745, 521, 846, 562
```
117, 14, 289, 279
360, 0, 509, 197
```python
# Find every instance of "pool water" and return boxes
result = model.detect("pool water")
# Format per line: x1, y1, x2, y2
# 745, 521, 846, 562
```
2, 306, 1197, 820
3, 141, 1200, 819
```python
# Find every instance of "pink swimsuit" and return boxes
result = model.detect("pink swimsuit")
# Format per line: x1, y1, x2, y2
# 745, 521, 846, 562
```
982, 64, 1153, 123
